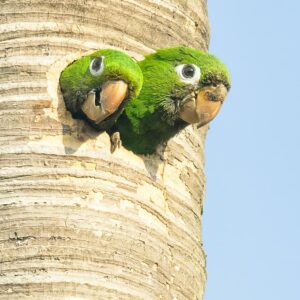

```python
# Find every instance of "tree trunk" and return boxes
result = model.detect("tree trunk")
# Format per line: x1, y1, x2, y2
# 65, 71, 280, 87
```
0, 1, 209, 299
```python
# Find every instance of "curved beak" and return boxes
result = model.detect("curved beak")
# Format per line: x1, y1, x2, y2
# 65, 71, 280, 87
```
81, 80, 128, 124
178, 84, 228, 127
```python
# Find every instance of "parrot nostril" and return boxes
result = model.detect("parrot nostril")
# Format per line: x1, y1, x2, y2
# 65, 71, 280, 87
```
206, 92, 218, 101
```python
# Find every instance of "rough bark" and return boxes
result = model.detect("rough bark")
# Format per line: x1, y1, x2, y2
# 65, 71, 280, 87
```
0, 0, 209, 299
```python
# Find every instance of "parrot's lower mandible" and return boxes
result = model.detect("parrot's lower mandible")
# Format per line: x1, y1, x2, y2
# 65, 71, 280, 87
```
113, 46, 231, 155
59, 49, 143, 139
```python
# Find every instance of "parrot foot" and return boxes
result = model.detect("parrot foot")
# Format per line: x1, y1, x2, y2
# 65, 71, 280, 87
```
110, 132, 122, 153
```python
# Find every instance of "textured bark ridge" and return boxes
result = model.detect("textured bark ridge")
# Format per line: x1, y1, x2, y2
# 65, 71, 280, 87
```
0, 1, 209, 299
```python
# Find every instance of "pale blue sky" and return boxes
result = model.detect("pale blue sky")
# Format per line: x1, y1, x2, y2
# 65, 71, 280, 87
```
203, 1, 300, 299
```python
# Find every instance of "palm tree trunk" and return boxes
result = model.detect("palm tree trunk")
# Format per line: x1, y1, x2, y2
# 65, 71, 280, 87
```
0, 0, 210, 299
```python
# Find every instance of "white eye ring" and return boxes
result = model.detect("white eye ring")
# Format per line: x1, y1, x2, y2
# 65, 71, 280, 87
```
89, 56, 105, 76
175, 64, 201, 85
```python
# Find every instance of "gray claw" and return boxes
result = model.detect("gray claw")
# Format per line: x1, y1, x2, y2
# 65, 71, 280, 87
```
110, 132, 122, 153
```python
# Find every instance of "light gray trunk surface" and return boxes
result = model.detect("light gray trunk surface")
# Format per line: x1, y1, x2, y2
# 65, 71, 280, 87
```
0, 0, 210, 299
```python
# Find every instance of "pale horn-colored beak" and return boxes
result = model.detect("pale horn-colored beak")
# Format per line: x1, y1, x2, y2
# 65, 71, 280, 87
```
81, 80, 128, 124
178, 83, 228, 127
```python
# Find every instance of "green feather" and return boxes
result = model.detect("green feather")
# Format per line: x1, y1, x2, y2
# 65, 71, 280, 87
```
59, 49, 143, 130
115, 46, 231, 154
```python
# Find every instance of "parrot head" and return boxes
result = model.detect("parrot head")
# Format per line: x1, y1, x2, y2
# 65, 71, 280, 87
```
59, 49, 143, 131
135, 46, 230, 128
116, 46, 231, 154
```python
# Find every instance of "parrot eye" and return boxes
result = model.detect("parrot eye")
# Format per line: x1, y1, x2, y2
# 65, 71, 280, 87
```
89, 56, 105, 76
175, 64, 201, 85
182, 65, 195, 78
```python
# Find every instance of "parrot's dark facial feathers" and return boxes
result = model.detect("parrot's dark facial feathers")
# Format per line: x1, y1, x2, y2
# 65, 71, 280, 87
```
200, 72, 231, 91
159, 85, 197, 126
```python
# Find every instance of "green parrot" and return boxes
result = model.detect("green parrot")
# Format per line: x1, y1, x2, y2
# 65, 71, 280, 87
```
59, 49, 143, 136
113, 46, 231, 154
